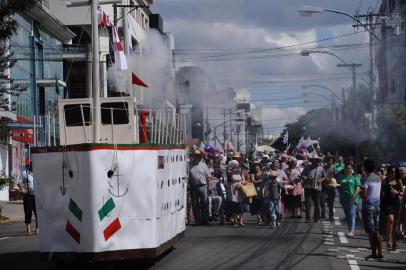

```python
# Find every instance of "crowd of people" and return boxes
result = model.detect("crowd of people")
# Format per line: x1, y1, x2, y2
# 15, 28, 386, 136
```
187, 145, 406, 259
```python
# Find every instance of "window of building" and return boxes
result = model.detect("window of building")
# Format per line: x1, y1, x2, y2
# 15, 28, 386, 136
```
391, 78, 396, 93
64, 104, 91, 126
404, 86, 406, 102
390, 0, 396, 12
101, 102, 129, 125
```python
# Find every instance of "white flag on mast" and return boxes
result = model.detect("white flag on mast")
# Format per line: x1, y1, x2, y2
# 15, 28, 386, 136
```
127, 14, 134, 50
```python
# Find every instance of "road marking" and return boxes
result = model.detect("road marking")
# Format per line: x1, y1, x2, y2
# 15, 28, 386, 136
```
0, 237, 9, 240
346, 254, 360, 270
334, 216, 341, 225
338, 232, 348, 244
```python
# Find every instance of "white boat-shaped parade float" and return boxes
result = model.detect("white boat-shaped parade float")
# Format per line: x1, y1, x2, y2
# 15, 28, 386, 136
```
31, 0, 187, 262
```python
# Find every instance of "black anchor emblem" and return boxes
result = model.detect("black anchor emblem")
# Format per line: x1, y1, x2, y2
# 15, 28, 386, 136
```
107, 166, 129, 198
60, 161, 73, 196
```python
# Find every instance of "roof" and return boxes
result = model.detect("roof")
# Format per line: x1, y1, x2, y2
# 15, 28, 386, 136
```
29, 3, 75, 43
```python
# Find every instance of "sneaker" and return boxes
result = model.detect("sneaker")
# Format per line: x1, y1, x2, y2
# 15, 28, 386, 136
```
346, 232, 354, 238
365, 254, 377, 260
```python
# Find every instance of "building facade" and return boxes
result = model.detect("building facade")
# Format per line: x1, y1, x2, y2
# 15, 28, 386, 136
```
376, 0, 406, 106
0, 2, 74, 201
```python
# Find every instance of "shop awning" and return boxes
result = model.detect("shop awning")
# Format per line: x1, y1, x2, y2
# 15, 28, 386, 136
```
0, 110, 17, 121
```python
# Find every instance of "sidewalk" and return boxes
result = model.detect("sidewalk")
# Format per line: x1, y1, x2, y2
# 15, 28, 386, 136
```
0, 200, 24, 223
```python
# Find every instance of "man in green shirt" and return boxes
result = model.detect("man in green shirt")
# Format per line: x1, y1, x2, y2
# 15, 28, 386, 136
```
334, 156, 345, 176
338, 164, 361, 237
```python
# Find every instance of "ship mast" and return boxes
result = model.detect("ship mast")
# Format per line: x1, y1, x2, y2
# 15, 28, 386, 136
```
91, 0, 101, 143
67, 0, 124, 143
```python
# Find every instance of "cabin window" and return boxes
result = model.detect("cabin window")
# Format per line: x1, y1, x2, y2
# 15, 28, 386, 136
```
101, 102, 129, 125
64, 104, 91, 126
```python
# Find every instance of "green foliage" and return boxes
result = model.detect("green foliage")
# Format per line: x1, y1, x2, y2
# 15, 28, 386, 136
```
0, 0, 39, 42
376, 105, 406, 161
284, 107, 332, 146
0, 169, 15, 190
282, 84, 376, 159
282, 96, 406, 163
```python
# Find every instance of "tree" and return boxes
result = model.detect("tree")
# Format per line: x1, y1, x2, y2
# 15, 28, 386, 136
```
376, 105, 406, 161
0, 0, 39, 127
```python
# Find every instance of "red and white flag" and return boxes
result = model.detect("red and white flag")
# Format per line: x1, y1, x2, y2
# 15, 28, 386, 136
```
132, 72, 148, 88
97, 6, 111, 28
112, 26, 128, 71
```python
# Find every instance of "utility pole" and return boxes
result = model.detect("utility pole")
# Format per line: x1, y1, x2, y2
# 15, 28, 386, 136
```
205, 105, 210, 144
337, 63, 362, 124
222, 109, 227, 148
352, 12, 381, 129
331, 94, 335, 123
368, 12, 377, 128
336, 63, 362, 95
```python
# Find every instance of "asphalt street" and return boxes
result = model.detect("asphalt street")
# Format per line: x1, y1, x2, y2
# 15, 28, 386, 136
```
1, 206, 406, 270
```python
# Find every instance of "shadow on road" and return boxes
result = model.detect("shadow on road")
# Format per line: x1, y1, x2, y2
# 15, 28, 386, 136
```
0, 249, 180, 270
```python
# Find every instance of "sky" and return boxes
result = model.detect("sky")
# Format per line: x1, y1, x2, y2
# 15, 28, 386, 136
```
152, 0, 380, 134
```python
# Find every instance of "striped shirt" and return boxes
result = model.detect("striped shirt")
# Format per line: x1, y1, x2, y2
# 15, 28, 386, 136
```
189, 162, 211, 186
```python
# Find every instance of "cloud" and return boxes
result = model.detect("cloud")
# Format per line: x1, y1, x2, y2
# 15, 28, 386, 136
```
153, 1, 376, 133
154, 0, 377, 31
259, 107, 306, 134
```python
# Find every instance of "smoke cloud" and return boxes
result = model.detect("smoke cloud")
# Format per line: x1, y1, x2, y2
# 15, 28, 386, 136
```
108, 29, 175, 108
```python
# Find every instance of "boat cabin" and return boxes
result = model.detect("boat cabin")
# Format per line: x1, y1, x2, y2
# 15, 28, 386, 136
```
58, 97, 185, 145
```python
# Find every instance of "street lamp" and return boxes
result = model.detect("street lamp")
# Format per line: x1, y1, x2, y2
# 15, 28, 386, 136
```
301, 84, 343, 102
302, 92, 332, 104
302, 84, 343, 122
300, 49, 362, 75
298, 6, 380, 41
300, 49, 346, 64
300, 49, 367, 91
298, 5, 379, 128
297, 6, 324, 16
303, 92, 339, 122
